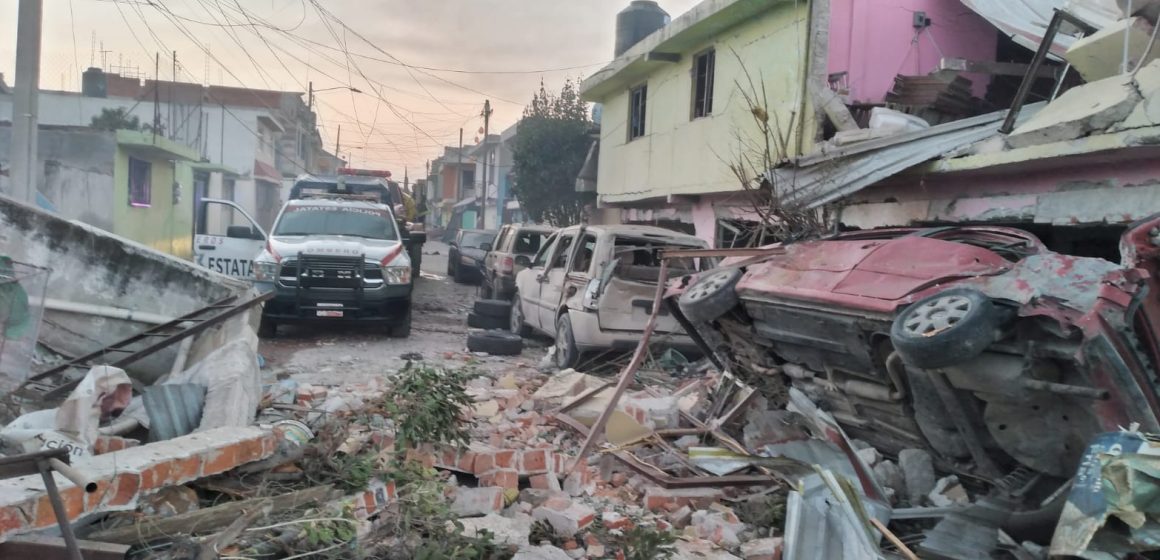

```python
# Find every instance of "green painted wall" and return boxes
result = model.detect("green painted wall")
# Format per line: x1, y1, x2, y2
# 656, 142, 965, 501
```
112, 131, 198, 259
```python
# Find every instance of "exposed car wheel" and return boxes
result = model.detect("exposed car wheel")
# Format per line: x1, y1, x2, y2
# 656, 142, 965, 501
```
510, 294, 532, 337
389, 309, 413, 338
467, 311, 507, 330
678, 268, 744, 323
555, 313, 580, 370
466, 331, 523, 356
447, 252, 455, 276
258, 317, 277, 338
891, 288, 999, 369
453, 262, 468, 284
474, 299, 512, 319
480, 281, 494, 299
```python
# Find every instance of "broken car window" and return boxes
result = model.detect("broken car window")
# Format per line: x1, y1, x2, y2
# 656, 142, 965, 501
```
532, 233, 559, 268
570, 235, 597, 275
515, 232, 549, 255
550, 235, 575, 270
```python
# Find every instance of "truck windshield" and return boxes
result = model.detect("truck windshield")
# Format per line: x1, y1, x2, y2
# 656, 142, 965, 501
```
274, 206, 398, 240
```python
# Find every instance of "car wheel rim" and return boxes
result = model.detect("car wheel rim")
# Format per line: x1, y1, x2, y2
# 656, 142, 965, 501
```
557, 321, 572, 367
687, 270, 732, 303
904, 295, 972, 336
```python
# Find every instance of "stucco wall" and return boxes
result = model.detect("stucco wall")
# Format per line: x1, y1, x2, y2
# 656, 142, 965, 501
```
827, 0, 998, 102
592, 2, 815, 205
0, 194, 244, 382
0, 126, 117, 231
113, 133, 196, 259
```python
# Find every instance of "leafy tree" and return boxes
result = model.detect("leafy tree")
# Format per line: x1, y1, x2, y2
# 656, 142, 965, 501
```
511, 79, 592, 226
89, 108, 143, 131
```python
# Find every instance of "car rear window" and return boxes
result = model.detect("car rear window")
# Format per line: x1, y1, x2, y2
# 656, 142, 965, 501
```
461, 232, 495, 248
274, 206, 398, 240
514, 232, 549, 254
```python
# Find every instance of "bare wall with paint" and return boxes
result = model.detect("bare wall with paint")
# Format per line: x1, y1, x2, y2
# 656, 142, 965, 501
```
0, 126, 117, 230
0, 195, 246, 381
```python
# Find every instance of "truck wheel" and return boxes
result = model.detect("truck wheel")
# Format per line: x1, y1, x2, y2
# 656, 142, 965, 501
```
555, 314, 580, 370
258, 317, 277, 338
467, 312, 507, 330
891, 288, 999, 369
389, 309, 413, 338
474, 299, 512, 319
453, 263, 467, 284
510, 294, 532, 337
678, 268, 743, 323
466, 331, 523, 356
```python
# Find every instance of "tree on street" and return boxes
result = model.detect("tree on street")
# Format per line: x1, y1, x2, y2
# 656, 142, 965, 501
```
90, 108, 145, 131
511, 79, 591, 227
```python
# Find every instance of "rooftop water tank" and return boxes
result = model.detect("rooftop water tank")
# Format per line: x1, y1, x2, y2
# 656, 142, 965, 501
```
81, 67, 107, 98
615, 1, 670, 57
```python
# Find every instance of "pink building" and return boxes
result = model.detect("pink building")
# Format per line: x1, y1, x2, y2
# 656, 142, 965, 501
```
828, 0, 1000, 102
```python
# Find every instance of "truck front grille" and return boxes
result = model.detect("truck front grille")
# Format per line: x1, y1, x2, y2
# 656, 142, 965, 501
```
280, 255, 375, 289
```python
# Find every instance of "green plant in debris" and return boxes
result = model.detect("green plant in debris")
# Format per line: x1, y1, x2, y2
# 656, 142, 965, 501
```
302, 515, 358, 549
735, 492, 788, 533
335, 452, 378, 493
529, 520, 564, 547
611, 524, 677, 560
383, 363, 478, 454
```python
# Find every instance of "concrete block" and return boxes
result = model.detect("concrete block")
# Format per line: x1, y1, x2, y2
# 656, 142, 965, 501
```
459, 513, 533, 548
741, 537, 784, 560
451, 487, 506, 517
532, 501, 596, 536
1065, 17, 1160, 82
1117, 60, 1160, 130
1009, 74, 1141, 148
622, 396, 680, 429
899, 449, 936, 506
928, 475, 970, 507
513, 545, 572, 560
691, 509, 746, 548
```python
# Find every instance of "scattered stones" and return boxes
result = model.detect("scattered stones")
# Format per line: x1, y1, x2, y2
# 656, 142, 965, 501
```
928, 475, 970, 507
741, 537, 784, 560
532, 500, 597, 536
689, 509, 746, 547
513, 544, 573, 560
458, 513, 533, 547
873, 459, 906, 505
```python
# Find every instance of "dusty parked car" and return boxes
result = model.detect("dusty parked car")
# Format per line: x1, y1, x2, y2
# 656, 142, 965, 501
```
481, 224, 554, 301
511, 224, 709, 369
670, 221, 1160, 522
447, 229, 497, 283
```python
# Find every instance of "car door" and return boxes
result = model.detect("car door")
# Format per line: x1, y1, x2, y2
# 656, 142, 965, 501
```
537, 233, 576, 331
518, 231, 560, 332
194, 199, 267, 280
486, 226, 509, 283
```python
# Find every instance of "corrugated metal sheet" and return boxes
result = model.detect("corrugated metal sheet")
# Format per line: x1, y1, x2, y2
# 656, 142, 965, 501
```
772, 104, 1043, 210
959, 0, 1078, 57
144, 384, 206, 442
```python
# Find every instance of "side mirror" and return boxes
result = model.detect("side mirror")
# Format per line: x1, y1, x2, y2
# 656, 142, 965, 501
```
515, 255, 532, 268
227, 225, 256, 240
481, 242, 492, 252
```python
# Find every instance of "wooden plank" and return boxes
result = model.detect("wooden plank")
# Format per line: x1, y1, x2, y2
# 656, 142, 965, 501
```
87, 485, 339, 545
0, 535, 129, 560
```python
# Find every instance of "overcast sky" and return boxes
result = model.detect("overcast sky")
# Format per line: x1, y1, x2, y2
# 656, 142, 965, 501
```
1, 0, 701, 176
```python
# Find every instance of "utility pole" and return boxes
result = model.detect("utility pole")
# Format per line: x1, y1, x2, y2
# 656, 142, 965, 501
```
479, 99, 491, 230
170, 50, 177, 140
10, 0, 43, 204
307, 81, 313, 110
457, 128, 463, 200
335, 124, 341, 158
153, 53, 160, 142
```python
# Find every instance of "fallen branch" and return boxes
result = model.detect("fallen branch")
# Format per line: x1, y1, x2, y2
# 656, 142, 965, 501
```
88, 485, 340, 545
197, 502, 270, 560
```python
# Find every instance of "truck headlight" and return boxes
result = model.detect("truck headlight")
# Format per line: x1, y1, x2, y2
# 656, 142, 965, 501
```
253, 254, 279, 282
383, 265, 412, 285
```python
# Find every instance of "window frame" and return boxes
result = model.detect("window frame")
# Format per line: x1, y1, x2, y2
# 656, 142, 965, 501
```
549, 234, 576, 271
128, 156, 152, 208
691, 49, 716, 119
531, 232, 560, 269
628, 83, 648, 141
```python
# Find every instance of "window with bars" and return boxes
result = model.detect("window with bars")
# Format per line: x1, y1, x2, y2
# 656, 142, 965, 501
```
128, 157, 152, 207
628, 84, 648, 141
692, 50, 716, 119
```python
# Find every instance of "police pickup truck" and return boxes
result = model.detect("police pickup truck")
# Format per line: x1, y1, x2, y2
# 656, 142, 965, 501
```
250, 195, 414, 338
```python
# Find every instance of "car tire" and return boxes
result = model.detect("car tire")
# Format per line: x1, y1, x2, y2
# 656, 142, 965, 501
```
555, 313, 580, 370
474, 299, 512, 319
453, 262, 467, 284
389, 309, 413, 338
678, 268, 744, 323
258, 317, 277, 338
447, 252, 455, 276
480, 281, 494, 299
467, 311, 507, 330
466, 331, 523, 356
510, 294, 532, 337
891, 288, 999, 369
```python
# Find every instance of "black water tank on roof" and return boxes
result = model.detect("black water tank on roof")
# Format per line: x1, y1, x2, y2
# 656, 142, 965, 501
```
82, 67, 107, 98
615, 1, 670, 57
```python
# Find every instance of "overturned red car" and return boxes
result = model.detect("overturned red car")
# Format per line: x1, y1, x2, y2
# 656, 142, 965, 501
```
670, 218, 1160, 498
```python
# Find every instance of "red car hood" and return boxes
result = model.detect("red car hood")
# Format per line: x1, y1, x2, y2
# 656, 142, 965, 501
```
734, 235, 1013, 315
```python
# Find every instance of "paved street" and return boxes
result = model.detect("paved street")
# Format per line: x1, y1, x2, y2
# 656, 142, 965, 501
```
259, 240, 547, 385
